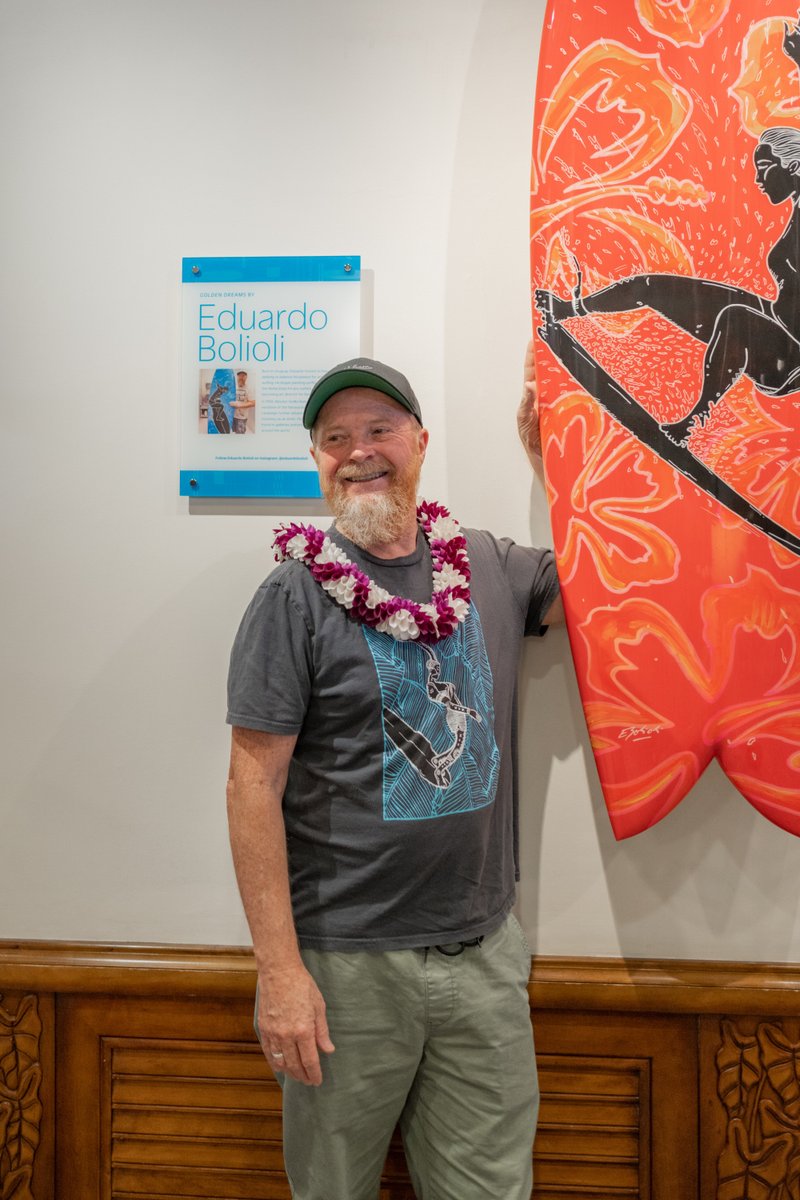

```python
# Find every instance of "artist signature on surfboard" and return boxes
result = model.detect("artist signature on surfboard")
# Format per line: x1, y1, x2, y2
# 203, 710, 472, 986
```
618, 725, 664, 743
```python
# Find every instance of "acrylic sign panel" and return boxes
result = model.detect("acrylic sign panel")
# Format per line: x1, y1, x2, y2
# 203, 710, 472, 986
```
180, 256, 360, 498
531, 1, 800, 837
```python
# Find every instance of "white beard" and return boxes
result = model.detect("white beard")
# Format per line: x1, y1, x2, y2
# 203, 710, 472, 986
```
333, 488, 413, 549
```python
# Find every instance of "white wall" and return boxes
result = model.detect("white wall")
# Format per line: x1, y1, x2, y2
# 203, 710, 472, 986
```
2, 0, 799, 960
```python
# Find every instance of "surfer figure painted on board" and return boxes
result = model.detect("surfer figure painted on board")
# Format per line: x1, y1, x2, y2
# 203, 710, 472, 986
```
536, 125, 800, 448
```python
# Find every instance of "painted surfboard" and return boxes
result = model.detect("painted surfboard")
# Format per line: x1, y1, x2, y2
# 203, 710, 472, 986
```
531, 0, 800, 837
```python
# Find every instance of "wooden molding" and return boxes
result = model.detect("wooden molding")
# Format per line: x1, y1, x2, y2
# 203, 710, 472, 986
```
530, 955, 800, 1015
0, 942, 256, 997
1, 941, 800, 1013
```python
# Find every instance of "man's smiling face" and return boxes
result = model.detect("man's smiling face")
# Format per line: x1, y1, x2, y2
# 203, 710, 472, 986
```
310, 388, 428, 547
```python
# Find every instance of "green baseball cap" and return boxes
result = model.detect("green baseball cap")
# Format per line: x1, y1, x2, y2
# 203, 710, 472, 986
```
303, 357, 423, 430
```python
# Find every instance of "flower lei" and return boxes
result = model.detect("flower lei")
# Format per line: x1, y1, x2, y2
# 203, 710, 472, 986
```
272, 500, 471, 643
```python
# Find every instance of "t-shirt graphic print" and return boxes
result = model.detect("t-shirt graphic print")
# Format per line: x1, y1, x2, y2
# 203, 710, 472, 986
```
363, 609, 499, 821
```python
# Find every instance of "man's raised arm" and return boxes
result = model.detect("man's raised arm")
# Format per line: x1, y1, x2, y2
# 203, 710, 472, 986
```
518, 338, 564, 626
518, 338, 545, 472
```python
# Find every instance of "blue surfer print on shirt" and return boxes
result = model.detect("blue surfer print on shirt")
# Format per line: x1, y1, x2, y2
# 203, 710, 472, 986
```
362, 609, 499, 821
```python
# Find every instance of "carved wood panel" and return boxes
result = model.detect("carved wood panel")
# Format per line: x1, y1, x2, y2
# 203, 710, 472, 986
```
0, 992, 46, 1200
701, 1015, 800, 1200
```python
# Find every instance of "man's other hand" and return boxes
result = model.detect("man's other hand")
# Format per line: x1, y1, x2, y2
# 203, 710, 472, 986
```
256, 962, 335, 1087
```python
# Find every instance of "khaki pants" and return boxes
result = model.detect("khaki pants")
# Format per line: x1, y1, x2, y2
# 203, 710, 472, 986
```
278, 915, 538, 1200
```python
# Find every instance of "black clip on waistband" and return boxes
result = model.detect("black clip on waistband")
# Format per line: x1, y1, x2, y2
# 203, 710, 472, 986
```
434, 936, 484, 957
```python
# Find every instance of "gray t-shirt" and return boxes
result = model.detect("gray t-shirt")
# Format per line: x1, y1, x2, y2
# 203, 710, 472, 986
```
227, 526, 558, 950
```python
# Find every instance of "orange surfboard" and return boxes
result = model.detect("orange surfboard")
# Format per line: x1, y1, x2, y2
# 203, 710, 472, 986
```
531, 0, 800, 837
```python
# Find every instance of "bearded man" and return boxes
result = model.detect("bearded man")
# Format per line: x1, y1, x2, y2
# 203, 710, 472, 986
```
226, 355, 561, 1200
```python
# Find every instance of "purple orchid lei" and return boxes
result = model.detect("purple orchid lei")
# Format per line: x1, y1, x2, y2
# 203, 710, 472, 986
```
272, 500, 471, 643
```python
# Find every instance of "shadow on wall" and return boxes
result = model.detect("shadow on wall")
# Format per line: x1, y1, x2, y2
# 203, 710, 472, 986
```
441, 0, 548, 529
598, 766, 800, 963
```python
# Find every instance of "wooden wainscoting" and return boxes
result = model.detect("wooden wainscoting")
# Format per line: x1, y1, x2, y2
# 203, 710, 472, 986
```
2, 944, 800, 1199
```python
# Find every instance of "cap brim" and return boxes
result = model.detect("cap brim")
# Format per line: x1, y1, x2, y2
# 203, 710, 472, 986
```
303, 369, 416, 429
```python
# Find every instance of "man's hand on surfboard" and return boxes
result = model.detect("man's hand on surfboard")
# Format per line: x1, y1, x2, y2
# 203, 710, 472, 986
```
518, 339, 544, 466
